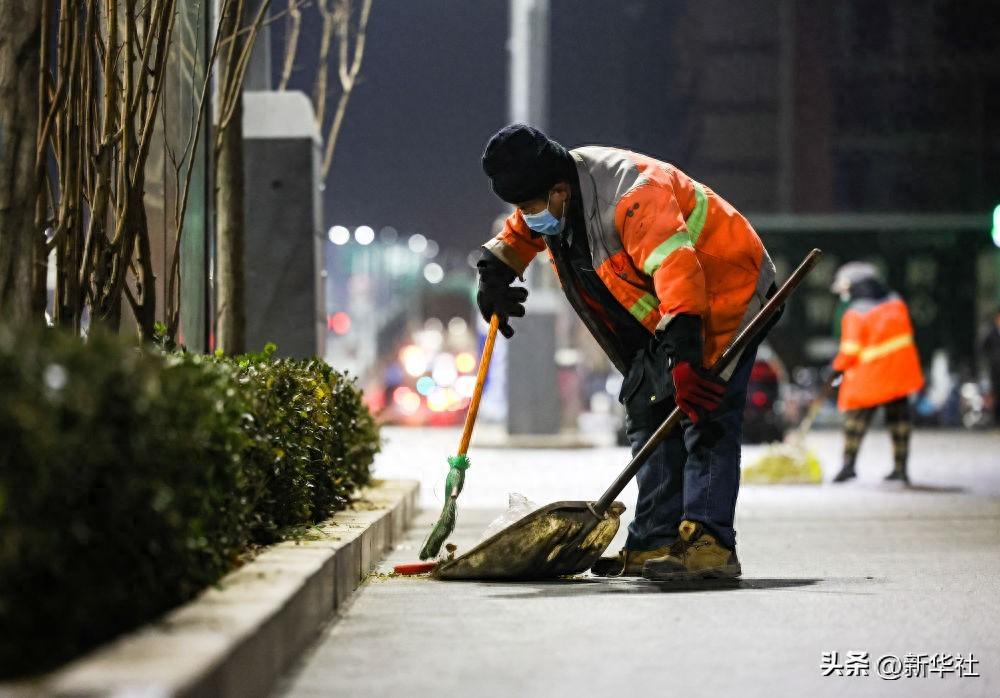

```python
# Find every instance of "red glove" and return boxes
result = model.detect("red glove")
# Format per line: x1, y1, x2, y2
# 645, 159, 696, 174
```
671, 361, 725, 423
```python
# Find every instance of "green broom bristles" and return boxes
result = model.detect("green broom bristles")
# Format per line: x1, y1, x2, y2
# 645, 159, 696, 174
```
419, 454, 471, 560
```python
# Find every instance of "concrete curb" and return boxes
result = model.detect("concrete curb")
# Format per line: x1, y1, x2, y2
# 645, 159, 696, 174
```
8, 479, 419, 698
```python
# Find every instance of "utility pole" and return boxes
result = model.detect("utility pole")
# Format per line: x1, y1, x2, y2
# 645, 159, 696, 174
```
503, 0, 562, 436
508, 0, 548, 129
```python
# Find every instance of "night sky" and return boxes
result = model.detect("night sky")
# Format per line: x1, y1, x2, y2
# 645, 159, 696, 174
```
270, 0, 782, 257
273, 1, 511, 258
270, 0, 1000, 258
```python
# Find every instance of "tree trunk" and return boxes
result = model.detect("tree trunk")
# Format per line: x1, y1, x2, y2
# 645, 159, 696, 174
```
0, 1, 41, 326
215, 115, 246, 353
214, 1, 246, 354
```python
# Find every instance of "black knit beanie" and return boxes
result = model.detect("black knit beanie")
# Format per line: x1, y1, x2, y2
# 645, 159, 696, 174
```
481, 123, 573, 204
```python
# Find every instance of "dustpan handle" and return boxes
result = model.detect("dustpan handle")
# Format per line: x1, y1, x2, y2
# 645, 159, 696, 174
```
592, 248, 824, 517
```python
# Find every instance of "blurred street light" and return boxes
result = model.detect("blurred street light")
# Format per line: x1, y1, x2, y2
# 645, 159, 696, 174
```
432, 354, 458, 387
355, 225, 375, 245
447, 316, 468, 336
328, 225, 350, 245
408, 233, 428, 254
393, 386, 421, 415
416, 376, 436, 396
329, 311, 351, 335
455, 374, 476, 398
379, 225, 398, 243
992, 204, 1000, 248
455, 352, 476, 373
400, 345, 429, 377
423, 262, 444, 284
424, 240, 440, 259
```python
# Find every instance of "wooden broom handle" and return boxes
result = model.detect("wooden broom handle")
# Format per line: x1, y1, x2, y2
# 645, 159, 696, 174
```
457, 314, 501, 456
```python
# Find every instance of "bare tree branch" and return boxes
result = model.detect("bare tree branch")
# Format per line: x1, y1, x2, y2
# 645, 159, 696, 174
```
220, 0, 311, 51
31, 1, 188, 338
23, 0, 321, 340
277, 0, 303, 90
312, 0, 334, 128
166, 0, 238, 336
216, 0, 272, 142
319, 0, 370, 180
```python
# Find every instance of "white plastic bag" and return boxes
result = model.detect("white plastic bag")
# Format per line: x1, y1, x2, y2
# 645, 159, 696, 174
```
479, 493, 539, 543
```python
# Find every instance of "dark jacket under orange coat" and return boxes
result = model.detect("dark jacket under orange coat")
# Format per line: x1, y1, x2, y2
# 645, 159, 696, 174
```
832, 295, 924, 411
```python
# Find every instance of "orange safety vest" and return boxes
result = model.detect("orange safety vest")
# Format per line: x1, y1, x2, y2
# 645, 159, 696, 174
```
484, 146, 775, 367
832, 296, 925, 410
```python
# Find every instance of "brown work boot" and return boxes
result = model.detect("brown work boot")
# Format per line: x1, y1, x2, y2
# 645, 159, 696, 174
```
591, 544, 673, 577
642, 520, 741, 581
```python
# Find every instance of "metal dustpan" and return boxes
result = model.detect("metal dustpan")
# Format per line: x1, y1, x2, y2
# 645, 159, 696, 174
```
435, 249, 822, 582
434, 500, 626, 580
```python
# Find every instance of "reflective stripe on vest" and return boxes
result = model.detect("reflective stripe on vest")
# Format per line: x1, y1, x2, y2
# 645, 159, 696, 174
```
859, 333, 914, 364
686, 182, 708, 241
839, 340, 861, 356
641, 181, 708, 276
628, 293, 659, 324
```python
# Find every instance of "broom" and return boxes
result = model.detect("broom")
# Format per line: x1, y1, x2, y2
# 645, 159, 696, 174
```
418, 314, 500, 560
743, 375, 837, 484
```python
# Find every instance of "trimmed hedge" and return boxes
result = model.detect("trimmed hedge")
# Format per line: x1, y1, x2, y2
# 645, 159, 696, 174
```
234, 344, 380, 542
0, 327, 379, 678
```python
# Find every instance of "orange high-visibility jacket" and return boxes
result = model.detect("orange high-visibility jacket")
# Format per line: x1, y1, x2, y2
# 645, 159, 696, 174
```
484, 146, 775, 367
832, 296, 925, 410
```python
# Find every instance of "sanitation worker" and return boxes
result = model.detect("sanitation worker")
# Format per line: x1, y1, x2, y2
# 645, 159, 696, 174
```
829, 262, 924, 484
475, 124, 777, 581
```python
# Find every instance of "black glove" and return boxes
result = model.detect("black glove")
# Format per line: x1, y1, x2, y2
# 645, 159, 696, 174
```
476, 249, 528, 339
655, 313, 704, 368
819, 363, 843, 386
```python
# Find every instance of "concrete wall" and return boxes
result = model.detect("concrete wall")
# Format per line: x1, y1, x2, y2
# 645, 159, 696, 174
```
243, 91, 325, 358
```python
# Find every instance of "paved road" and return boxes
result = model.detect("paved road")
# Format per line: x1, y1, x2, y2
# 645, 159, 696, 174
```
277, 427, 1000, 697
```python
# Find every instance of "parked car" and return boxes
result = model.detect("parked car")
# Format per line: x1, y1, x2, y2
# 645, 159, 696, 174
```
742, 345, 788, 444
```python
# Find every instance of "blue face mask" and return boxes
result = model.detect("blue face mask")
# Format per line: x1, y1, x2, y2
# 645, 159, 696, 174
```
522, 195, 565, 236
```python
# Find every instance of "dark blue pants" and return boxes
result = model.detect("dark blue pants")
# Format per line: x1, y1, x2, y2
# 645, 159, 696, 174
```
620, 345, 757, 551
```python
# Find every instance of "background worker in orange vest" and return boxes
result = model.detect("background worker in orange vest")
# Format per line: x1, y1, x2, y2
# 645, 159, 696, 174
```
829, 263, 925, 484
476, 124, 777, 581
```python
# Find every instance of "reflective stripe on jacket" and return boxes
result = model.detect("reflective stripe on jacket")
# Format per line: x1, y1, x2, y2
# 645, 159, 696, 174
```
832, 296, 925, 410
483, 145, 775, 366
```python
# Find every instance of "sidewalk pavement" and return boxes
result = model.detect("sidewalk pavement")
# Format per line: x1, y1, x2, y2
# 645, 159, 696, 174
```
276, 427, 1000, 698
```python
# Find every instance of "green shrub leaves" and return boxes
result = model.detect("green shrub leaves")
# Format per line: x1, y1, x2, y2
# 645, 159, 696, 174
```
0, 326, 379, 677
